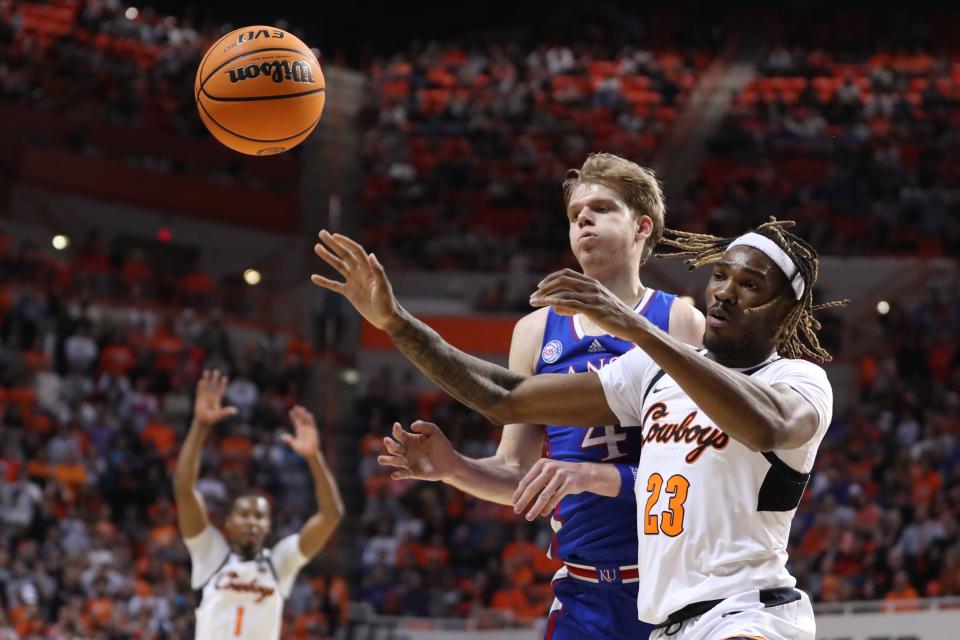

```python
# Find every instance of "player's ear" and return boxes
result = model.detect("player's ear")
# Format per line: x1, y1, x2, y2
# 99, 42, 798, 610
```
634, 213, 653, 241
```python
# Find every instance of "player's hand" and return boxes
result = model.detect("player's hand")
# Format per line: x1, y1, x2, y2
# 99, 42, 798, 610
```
377, 421, 460, 481
193, 369, 238, 427
529, 269, 652, 341
282, 406, 321, 458
311, 230, 402, 332
512, 458, 591, 521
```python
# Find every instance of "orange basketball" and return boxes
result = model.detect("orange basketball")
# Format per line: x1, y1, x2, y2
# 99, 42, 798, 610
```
195, 26, 325, 155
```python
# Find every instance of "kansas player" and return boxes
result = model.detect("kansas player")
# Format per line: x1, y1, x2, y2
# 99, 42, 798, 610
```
311, 217, 843, 640
173, 370, 344, 640
370, 154, 704, 639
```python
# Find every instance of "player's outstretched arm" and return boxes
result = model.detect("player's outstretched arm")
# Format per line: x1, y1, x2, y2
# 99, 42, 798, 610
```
173, 370, 238, 539
378, 310, 547, 504
379, 419, 546, 505
310, 231, 617, 427
512, 458, 631, 521
283, 406, 344, 558
532, 270, 824, 451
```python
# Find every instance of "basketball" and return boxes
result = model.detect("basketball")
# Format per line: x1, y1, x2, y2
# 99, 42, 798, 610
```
194, 26, 325, 155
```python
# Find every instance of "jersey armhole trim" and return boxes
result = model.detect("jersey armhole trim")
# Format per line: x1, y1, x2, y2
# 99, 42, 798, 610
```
193, 551, 231, 607
641, 369, 669, 407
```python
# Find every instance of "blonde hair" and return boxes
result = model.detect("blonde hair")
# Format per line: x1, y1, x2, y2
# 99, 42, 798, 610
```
562, 152, 665, 264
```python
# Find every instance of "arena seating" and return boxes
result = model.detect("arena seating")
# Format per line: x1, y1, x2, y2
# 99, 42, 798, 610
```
357, 39, 712, 272
683, 41, 960, 257
0, 233, 347, 637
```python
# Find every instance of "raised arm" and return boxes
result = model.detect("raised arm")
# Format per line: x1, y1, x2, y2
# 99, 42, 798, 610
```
310, 231, 616, 427
173, 370, 237, 539
282, 406, 344, 558
532, 270, 823, 451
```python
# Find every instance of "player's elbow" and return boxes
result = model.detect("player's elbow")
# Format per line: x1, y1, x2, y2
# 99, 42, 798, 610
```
752, 418, 798, 452
330, 498, 346, 522
483, 394, 526, 426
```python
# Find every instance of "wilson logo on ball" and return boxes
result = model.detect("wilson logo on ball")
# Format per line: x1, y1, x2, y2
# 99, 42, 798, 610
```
227, 61, 316, 84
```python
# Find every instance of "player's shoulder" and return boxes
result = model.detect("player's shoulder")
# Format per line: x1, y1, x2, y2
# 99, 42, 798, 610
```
511, 306, 550, 344
666, 295, 706, 345
764, 356, 830, 383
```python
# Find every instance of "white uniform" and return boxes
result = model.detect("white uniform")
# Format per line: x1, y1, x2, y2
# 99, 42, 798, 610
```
597, 348, 832, 640
185, 525, 308, 640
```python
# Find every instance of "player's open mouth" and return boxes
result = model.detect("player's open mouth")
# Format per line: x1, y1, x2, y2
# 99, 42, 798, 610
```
707, 307, 731, 328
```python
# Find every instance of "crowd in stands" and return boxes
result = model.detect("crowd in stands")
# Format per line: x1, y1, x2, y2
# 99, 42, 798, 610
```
357, 31, 712, 273
789, 287, 960, 606
0, 232, 348, 638
684, 39, 960, 257
353, 368, 561, 622
1, 228, 292, 322
351, 287, 960, 618
2, 0, 218, 135
0, 0, 303, 192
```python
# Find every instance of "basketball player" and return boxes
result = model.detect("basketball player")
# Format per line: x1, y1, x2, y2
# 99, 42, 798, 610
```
310, 219, 844, 640
370, 154, 703, 639
173, 370, 344, 640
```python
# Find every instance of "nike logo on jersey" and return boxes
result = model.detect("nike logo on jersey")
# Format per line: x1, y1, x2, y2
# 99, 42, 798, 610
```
587, 339, 604, 353
651, 386, 668, 394
642, 402, 730, 463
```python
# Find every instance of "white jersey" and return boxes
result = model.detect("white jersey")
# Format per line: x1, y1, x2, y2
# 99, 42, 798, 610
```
184, 525, 308, 640
597, 348, 832, 624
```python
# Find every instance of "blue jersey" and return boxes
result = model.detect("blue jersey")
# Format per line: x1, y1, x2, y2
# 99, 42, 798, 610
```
535, 288, 675, 565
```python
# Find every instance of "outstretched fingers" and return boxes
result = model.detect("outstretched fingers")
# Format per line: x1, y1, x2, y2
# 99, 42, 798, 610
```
310, 274, 346, 293
513, 461, 552, 516
318, 229, 357, 275
526, 474, 567, 519
314, 239, 350, 277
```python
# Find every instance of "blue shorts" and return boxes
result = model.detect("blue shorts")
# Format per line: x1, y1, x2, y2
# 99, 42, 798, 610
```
544, 566, 653, 640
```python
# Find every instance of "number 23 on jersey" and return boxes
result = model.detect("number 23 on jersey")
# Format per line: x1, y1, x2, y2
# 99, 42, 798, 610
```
643, 473, 690, 536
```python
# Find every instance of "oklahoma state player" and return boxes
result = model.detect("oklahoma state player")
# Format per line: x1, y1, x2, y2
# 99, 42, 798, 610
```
310, 218, 844, 640
173, 370, 343, 639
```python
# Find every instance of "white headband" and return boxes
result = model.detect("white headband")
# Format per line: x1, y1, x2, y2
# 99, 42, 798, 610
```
727, 232, 805, 300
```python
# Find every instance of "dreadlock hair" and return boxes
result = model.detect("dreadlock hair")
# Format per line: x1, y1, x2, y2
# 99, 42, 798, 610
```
657, 217, 848, 362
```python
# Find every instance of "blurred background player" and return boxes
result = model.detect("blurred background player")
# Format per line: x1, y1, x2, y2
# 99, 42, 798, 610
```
373, 153, 703, 639
173, 370, 344, 640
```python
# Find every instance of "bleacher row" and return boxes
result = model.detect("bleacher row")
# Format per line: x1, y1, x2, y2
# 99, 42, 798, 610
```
358, 39, 710, 271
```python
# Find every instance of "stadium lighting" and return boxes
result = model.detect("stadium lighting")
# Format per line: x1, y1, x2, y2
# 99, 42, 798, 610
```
340, 368, 360, 385
243, 269, 262, 286
51, 234, 70, 251
125, 7, 139, 20
876, 300, 890, 315
679, 295, 695, 306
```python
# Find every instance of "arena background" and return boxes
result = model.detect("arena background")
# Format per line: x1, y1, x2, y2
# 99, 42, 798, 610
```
1, 0, 959, 638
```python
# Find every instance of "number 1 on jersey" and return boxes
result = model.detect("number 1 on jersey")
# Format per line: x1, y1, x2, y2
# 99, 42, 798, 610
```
234, 606, 244, 636
580, 425, 628, 461
643, 473, 690, 537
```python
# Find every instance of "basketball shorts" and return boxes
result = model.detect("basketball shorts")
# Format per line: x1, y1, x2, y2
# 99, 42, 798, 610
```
544, 565, 654, 640
648, 588, 815, 640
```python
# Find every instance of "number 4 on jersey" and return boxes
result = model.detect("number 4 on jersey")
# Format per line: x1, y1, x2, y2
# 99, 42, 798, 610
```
580, 425, 628, 461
